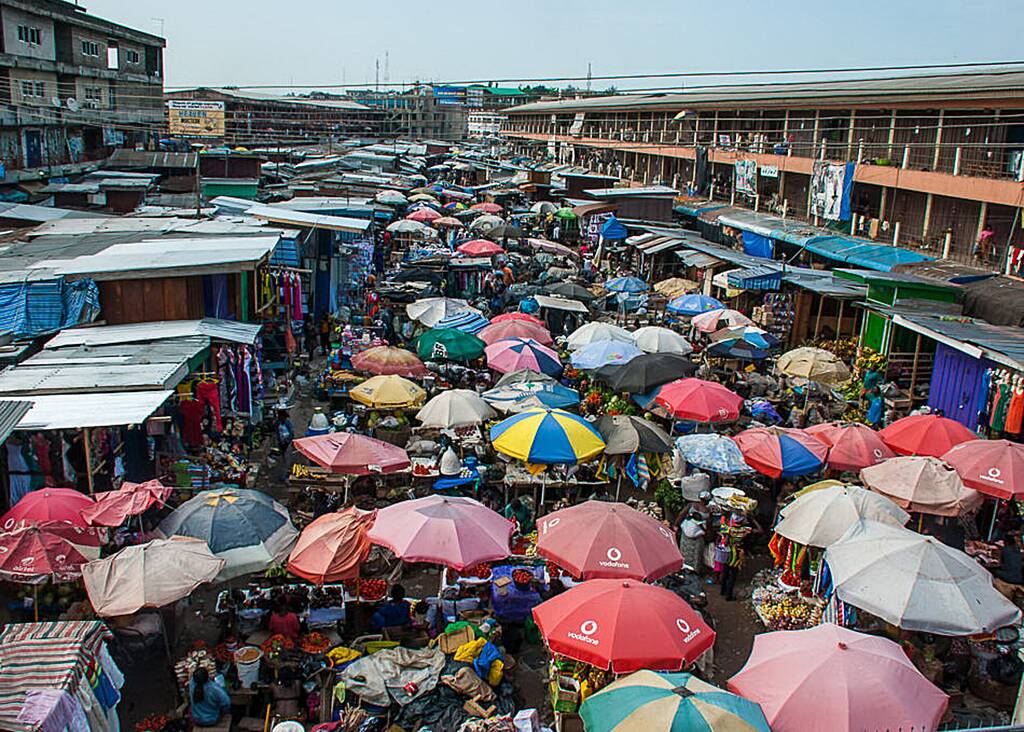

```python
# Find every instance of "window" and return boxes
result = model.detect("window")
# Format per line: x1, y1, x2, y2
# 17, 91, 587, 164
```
17, 25, 41, 45
84, 86, 102, 106
125, 49, 140, 64
19, 80, 45, 98
80, 39, 100, 57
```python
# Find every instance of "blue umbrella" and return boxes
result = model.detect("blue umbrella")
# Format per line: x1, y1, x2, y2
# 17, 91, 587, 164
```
482, 381, 580, 413
667, 294, 724, 316
604, 276, 648, 293
707, 326, 779, 360
675, 434, 753, 474
570, 339, 644, 370
434, 310, 491, 334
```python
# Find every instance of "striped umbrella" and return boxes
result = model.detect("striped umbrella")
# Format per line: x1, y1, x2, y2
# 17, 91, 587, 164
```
434, 309, 491, 335
483, 381, 580, 414
667, 294, 724, 316
485, 337, 563, 376
691, 308, 755, 333
707, 326, 779, 360
491, 408, 605, 465
605, 276, 648, 293
734, 427, 828, 479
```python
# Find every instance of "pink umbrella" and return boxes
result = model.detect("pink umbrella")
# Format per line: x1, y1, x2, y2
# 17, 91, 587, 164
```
860, 455, 983, 516
806, 422, 896, 472
943, 439, 1024, 500
406, 207, 441, 223
81, 487, 166, 527
492, 312, 545, 326
2, 488, 94, 530
457, 239, 505, 257
478, 319, 553, 346
728, 624, 947, 732
690, 308, 754, 334
471, 202, 503, 214
485, 337, 563, 376
367, 495, 513, 570
879, 413, 979, 457
293, 432, 411, 476
527, 237, 578, 258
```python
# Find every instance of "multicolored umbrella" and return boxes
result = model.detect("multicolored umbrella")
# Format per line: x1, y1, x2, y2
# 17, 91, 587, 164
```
776, 347, 851, 385
943, 439, 1024, 499
674, 434, 752, 474
2, 488, 94, 531
631, 326, 692, 355
691, 308, 754, 333
805, 422, 895, 472
406, 297, 474, 327
287, 508, 374, 585
456, 239, 505, 257
482, 381, 580, 414
491, 408, 605, 465
538, 500, 682, 581
707, 326, 778, 360
533, 579, 715, 672
417, 328, 486, 362
654, 378, 743, 423
491, 312, 545, 326
485, 337, 563, 376
349, 374, 426, 409
775, 484, 909, 548
293, 432, 411, 475
567, 322, 633, 350
570, 339, 644, 370
859, 455, 982, 516
0, 525, 88, 585
667, 294, 724, 316
433, 309, 490, 334
581, 671, 771, 732
416, 389, 496, 428
350, 346, 429, 378
478, 319, 553, 346
597, 353, 697, 394
734, 427, 828, 478
596, 415, 674, 455
605, 276, 648, 293
879, 413, 979, 457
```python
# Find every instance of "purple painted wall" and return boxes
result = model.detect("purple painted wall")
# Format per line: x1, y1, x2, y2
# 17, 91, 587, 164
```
928, 342, 994, 429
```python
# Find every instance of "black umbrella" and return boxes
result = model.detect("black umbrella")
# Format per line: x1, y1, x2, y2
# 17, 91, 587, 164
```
596, 353, 697, 394
595, 415, 673, 455
545, 282, 594, 302
485, 223, 523, 241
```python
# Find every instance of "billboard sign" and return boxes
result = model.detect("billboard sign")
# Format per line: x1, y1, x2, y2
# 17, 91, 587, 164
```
167, 100, 225, 137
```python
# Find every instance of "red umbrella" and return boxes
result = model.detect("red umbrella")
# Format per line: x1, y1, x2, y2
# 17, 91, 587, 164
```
734, 427, 828, 479
81, 489, 164, 527
457, 239, 505, 257
287, 508, 375, 585
879, 414, 979, 457
350, 346, 429, 378
943, 439, 1024, 500
492, 312, 545, 326
478, 319, 553, 346
293, 433, 410, 476
806, 422, 895, 472
406, 207, 441, 223
2, 488, 94, 531
0, 525, 88, 583
471, 202, 503, 214
537, 500, 682, 581
653, 378, 742, 423
532, 579, 715, 672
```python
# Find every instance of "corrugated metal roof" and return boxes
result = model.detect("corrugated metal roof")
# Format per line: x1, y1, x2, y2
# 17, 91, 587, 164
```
45, 319, 261, 348
30, 336, 209, 367
0, 362, 189, 396
804, 236, 932, 271
0, 203, 101, 224
14, 390, 173, 430
782, 272, 868, 298
106, 149, 198, 169
892, 312, 1024, 371
245, 204, 371, 233
584, 186, 679, 198
168, 87, 370, 111
0, 400, 31, 444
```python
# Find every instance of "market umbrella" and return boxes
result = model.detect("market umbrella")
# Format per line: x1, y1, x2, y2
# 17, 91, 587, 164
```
774, 484, 909, 548
375, 190, 408, 206
554, 207, 577, 220
406, 207, 441, 223
707, 326, 778, 360
349, 374, 427, 409
157, 488, 298, 581
0, 524, 88, 584
469, 214, 504, 232
367, 495, 512, 570
653, 378, 743, 423
491, 408, 605, 465
471, 201, 503, 214
406, 297, 474, 327
456, 239, 505, 257
733, 427, 828, 479
483, 381, 580, 414
417, 328, 486, 362
727, 623, 948, 732
432, 215, 464, 228
2, 488, 94, 530
581, 671, 771, 732
82, 537, 225, 616
775, 347, 852, 385
485, 337, 563, 376
805, 421, 895, 472
386, 219, 430, 235
433, 309, 491, 335
825, 520, 1020, 635
533, 579, 714, 672
416, 389, 496, 428
880, 413, 981, 458
631, 326, 692, 356
491, 312, 544, 326
674, 434, 752, 475
597, 353, 697, 394
654, 277, 699, 299
570, 339, 644, 370
859, 455, 982, 516
350, 346, 429, 378
690, 308, 754, 334
410, 187, 440, 198
567, 322, 633, 350
596, 415, 673, 455
286, 508, 374, 585
495, 368, 556, 386
531, 201, 558, 215
943, 439, 1024, 499
528, 237, 577, 258
80, 484, 168, 528
293, 432, 411, 475
667, 294, 724, 316
605, 276, 648, 294
544, 282, 594, 302
479, 319, 553, 346
485, 223, 523, 241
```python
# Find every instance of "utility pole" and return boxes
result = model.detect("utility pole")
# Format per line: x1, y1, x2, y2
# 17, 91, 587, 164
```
375, 58, 380, 92
587, 62, 592, 93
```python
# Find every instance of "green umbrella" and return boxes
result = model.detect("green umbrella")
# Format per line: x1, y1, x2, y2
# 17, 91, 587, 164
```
417, 328, 485, 363
555, 207, 578, 220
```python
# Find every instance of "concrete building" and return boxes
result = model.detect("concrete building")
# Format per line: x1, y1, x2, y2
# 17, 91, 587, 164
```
502, 68, 1024, 267
0, 0, 164, 178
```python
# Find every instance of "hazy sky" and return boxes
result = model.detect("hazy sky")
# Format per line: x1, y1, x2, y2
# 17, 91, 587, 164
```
83, 0, 1022, 91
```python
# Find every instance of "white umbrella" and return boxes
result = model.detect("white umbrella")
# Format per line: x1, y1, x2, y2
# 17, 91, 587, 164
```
566, 322, 633, 350
469, 214, 504, 232
375, 189, 408, 206
825, 519, 1021, 635
406, 298, 473, 327
860, 456, 983, 517
416, 389, 496, 428
386, 219, 428, 234
775, 484, 909, 548
631, 326, 693, 355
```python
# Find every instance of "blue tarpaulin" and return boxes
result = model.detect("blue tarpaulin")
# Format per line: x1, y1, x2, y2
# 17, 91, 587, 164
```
803, 236, 932, 271
601, 215, 628, 240
741, 231, 774, 259
0, 278, 99, 338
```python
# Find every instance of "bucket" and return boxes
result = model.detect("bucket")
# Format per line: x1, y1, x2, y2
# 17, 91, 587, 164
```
272, 723, 305, 732
234, 646, 263, 687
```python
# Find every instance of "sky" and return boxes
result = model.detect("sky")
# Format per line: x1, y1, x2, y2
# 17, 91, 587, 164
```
82, 0, 1023, 92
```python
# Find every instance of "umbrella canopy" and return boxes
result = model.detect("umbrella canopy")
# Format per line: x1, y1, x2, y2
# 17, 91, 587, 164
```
433, 309, 490, 335
545, 281, 595, 302
469, 214, 504, 232
775, 484, 909, 548
734, 427, 828, 479
486, 337, 563, 376
674, 434, 752, 475
82, 537, 224, 616
943, 439, 1024, 499
776, 347, 852, 385
533, 579, 715, 673
567, 322, 633, 350
571, 339, 644, 370
81, 485, 166, 528
483, 381, 580, 414
605, 276, 648, 294
157, 488, 298, 580
667, 294, 724, 316
691, 308, 754, 333
596, 415, 674, 455
728, 623, 948, 732
0, 525, 87, 583
880, 413, 980, 457
654, 278, 698, 298
286, 508, 374, 585
805, 422, 895, 472
538, 500, 682, 580
859, 455, 982, 516
367, 495, 512, 570
349, 374, 426, 409
406, 207, 441, 223
417, 328, 486, 363
491, 408, 605, 465
471, 201, 503, 214
492, 312, 544, 326
654, 378, 743, 423
631, 326, 692, 356
598, 353, 697, 394
528, 237, 577, 258
707, 326, 778, 360
478, 319, 553, 346
581, 671, 771, 732
375, 190, 408, 206
406, 297, 473, 327
825, 520, 1020, 635
386, 219, 430, 235
432, 215, 464, 228
531, 201, 558, 215
456, 239, 505, 257
485, 223, 523, 241
416, 389, 496, 428
554, 207, 577, 220
2, 488, 93, 530
293, 432, 411, 475
350, 346, 428, 378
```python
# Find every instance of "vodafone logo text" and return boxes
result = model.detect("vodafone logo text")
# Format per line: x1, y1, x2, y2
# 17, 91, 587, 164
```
598, 546, 630, 569
567, 620, 600, 646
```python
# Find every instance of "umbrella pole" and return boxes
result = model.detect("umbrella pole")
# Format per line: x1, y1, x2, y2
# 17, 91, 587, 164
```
988, 500, 1001, 541
438, 566, 447, 599
540, 472, 547, 517
33, 585, 38, 623
615, 471, 621, 502
82, 427, 95, 495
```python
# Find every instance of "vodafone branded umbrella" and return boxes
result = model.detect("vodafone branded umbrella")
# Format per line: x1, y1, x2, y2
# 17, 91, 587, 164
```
805, 422, 895, 472
653, 378, 743, 423
293, 432, 410, 476
943, 439, 1024, 499
879, 413, 979, 457
2, 488, 93, 530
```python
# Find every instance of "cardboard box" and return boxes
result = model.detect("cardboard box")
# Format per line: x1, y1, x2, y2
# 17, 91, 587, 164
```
438, 625, 475, 654
549, 675, 581, 713
514, 708, 540, 732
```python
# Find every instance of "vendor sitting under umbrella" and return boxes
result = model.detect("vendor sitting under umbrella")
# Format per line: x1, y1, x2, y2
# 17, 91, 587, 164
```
503, 497, 535, 533
370, 584, 412, 631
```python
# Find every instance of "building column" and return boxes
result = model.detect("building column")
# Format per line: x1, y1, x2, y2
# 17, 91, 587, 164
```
879, 186, 889, 220
932, 109, 944, 171
922, 192, 934, 240
846, 110, 857, 160
712, 111, 719, 148
887, 109, 897, 158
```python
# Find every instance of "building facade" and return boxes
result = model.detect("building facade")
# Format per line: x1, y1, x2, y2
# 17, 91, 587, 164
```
502, 69, 1024, 267
0, 0, 164, 178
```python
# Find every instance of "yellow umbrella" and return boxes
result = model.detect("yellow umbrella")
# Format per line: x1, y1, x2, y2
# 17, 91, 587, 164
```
777, 347, 852, 385
349, 374, 426, 409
